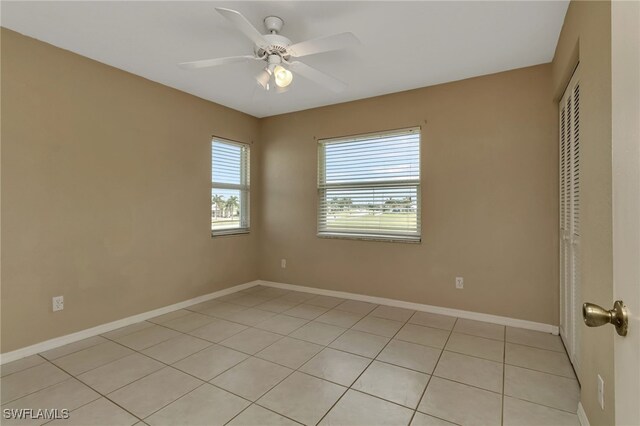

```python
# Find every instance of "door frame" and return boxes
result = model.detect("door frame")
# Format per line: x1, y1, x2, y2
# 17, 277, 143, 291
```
611, 1, 640, 424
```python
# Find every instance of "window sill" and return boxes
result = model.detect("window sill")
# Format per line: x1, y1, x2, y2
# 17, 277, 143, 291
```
317, 232, 421, 244
211, 229, 250, 238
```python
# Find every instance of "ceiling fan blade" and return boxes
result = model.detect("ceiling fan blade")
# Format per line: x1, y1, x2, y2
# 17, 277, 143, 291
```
287, 32, 360, 57
215, 7, 269, 49
256, 69, 271, 89
178, 55, 255, 70
288, 61, 347, 93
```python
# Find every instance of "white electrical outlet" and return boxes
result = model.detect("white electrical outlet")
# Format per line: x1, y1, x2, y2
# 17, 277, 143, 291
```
597, 374, 605, 410
52, 296, 64, 312
281, 259, 287, 269
455, 277, 464, 289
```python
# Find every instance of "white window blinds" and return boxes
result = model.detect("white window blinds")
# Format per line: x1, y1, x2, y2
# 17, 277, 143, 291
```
211, 139, 250, 235
318, 127, 421, 242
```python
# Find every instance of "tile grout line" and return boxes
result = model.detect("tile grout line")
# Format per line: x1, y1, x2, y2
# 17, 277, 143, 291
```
417, 322, 579, 419
91, 323, 297, 422
221, 298, 379, 425
94, 334, 261, 422
172, 308, 573, 381
227, 402, 305, 426
165, 314, 564, 388
498, 394, 582, 415
501, 362, 578, 381
38, 384, 105, 426
408, 317, 458, 425
7, 290, 362, 414
2, 373, 101, 418
0, 360, 104, 407
36, 358, 147, 423
176, 292, 551, 369
314, 306, 419, 426
55, 326, 254, 422
0, 354, 49, 380
11, 338, 564, 420
116, 293, 580, 418
156, 295, 358, 361
221, 299, 584, 421
445, 329, 506, 343
102, 329, 259, 381
424, 338, 576, 380
25, 340, 578, 421
504, 339, 569, 354
246, 304, 385, 426
4, 307, 448, 417
4, 287, 577, 424
219, 315, 355, 424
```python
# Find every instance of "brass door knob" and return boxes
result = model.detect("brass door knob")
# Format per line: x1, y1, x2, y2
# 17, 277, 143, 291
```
582, 300, 628, 336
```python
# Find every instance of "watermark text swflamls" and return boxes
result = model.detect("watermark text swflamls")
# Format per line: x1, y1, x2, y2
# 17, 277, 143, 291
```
3, 408, 70, 420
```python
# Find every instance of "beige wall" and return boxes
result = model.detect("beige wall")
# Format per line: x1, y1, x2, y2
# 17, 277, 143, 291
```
2, 18, 572, 359
551, 1, 614, 424
257, 64, 559, 325
0, 29, 260, 352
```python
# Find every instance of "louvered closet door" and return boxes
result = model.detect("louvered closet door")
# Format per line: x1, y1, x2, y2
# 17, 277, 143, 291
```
559, 66, 581, 376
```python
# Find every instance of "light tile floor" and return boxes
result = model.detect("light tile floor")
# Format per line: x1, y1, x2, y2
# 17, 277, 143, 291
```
0, 285, 580, 426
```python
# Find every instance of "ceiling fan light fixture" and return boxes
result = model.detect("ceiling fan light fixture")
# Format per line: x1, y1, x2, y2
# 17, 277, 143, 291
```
274, 65, 293, 88
256, 68, 272, 89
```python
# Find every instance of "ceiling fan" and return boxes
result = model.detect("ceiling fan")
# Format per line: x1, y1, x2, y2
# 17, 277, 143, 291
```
178, 8, 359, 92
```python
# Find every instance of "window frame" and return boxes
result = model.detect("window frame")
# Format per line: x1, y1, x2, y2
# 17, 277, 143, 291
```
211, 137, 250, 237
317, 126, 422, 243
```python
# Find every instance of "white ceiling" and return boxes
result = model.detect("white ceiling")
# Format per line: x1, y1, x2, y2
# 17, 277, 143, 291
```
1, 1, 568, 118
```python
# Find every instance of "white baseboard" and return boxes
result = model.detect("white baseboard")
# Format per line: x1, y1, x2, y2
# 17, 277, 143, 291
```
258, 280, 560, 335
1, 278, 560, 365
577, 402, 590, 426
0, 280, 260, 365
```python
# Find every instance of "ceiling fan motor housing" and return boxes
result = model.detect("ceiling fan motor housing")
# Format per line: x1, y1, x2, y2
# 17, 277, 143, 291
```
255, 33, 292, 60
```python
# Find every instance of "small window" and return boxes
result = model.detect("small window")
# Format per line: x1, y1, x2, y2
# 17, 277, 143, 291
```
211, 138, 250, 236
318, 127, 421, 242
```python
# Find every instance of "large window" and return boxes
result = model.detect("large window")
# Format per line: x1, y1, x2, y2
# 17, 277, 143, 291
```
318, 127, 421, 242
211, 138, 250, 236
